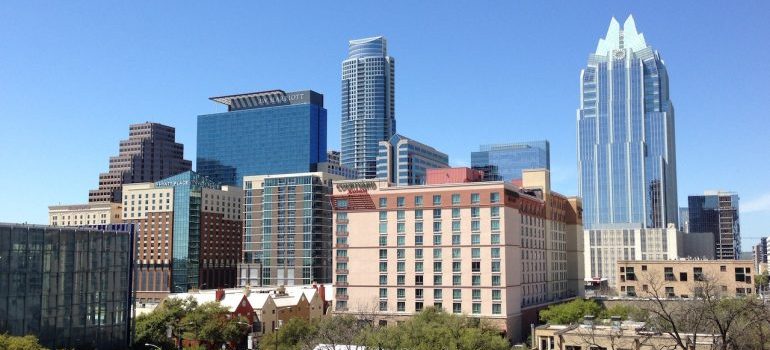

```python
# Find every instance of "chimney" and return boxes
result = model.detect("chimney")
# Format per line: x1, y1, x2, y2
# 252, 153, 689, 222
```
215, 288, 225, 301
277, 285, 286, 296
316, 284, 327, 313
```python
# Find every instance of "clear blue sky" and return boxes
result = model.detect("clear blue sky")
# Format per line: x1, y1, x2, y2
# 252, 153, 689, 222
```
1, 1, 769, 250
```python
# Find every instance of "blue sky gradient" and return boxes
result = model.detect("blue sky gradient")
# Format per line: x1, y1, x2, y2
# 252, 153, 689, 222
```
1, 1, 768, 249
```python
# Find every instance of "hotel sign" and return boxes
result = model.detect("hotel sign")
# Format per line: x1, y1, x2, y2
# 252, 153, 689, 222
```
336, 181, 377, 193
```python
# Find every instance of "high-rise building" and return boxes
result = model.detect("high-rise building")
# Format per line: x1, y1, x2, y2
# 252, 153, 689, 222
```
89, 122, 192, 203
122, 171, 242, 301
376, 134, 449, 186
688, 191, 740, 259
0, 223, 133, 350
577, 15, 678, 230
341, 36, 396, 179
471, 141, 550, 183
678, 207, 689, 233
238, 172, 343, 287
317, 151, 357, 179
197, 90, 327, 186
330, 168, 584, 342
753, 237, 768, 273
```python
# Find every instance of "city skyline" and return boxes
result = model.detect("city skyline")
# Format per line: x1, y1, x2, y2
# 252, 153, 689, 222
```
1, 2, 769, 249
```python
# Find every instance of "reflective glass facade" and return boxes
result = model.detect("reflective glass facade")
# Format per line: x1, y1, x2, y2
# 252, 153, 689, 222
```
471, 141, 550, 182
197, 90, 327, 186
0, 223, 133, 350
577, 16, 678, 229
376, 134, 449, 186
341, 36, 396, 179
688, 192, 740, 259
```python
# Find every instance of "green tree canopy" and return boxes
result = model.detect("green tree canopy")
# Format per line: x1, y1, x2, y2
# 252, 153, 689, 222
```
0, 334, 49, 350
539, 298, 603, 324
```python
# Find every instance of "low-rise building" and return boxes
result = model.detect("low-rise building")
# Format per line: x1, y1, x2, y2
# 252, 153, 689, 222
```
331, 168, 583, 342
616, 259, 755, 298
534, 319, 718, 350
48, 202, 123, 226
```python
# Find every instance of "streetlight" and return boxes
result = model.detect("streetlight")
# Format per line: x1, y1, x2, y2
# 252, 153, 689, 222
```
167, 321, 194, 350
273, 319, 284, 350
145, 343, 161, 350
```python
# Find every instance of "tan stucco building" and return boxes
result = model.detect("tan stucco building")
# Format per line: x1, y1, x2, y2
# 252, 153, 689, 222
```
616, 259, 755, 298
330, 168, 583, 342
534, 322, 718, 350
48, 202, 123, 226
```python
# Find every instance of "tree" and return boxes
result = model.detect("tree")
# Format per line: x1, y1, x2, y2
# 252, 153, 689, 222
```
258, 318, 318, 350
539, 299, 603, 324
755, 271, 769, 294
599, 303, 648, 322
134, 297, 198, 350
0, 334, 49, 350
182, 302, 250, 349
362, 307, 509, 350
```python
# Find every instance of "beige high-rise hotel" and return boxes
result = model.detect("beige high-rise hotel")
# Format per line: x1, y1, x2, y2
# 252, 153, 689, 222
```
330, 168, 584, 341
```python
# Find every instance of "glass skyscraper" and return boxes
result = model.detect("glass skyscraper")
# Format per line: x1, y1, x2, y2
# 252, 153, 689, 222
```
341, 36, 396, 179
688, 191, 740, 259
376, 134, 449, 186
577, 15, 678, 229
470, 141, 550, 182
197, 90, 327, 186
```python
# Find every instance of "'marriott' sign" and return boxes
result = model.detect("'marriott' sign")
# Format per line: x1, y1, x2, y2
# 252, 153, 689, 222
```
336, 181, 377, 193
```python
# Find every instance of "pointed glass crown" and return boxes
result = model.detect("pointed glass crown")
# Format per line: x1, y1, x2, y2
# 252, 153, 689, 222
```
595, 15, 648, 55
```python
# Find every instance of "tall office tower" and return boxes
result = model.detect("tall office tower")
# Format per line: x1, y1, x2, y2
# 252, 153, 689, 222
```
341, 36, 396, 179
577, 15, 678, 229
0, 223, 133, 350
330, 169, 584, 342
318, 150, 357, 179
688, 191, 741, 259
89, 122, 192, 203
238, 172, 342, 287
197, 90, 327, 186
376, 134, 449, 186
471, 141, 550, 183
122, 171, 242, 301
678, 207, 689, 233
753, 237, 768, 273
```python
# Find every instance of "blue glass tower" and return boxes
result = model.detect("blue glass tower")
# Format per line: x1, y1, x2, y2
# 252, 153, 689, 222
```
470, 141, 550, 182
341, 36, 396, 179
197, 90, 327, 186
577, 15, 678, 229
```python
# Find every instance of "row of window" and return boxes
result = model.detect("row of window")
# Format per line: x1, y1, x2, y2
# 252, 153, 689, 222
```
377, 192, 501, 208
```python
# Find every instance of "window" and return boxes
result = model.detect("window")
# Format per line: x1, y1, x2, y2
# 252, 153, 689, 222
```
452, 221, 461, 232
491, 206, 500, 218
490, 192, 500, 203
433, 261, 442, 272
491, 261, 501, 272
433, 275, 443, 285
472, 303, 481, 314
337, 199, 348, 208
397, 288, 406, 298
379, 198, 387, 208
471, 234, 480, 245
472, 248, 480, 259
472, 275, 481, 286
379, 249, 387, 259
735, 268, 748, 283
453, 303, 462, 314
680, 272, 688, 281
664, 267, 675, 281
415, 235, 423, 246
397, 275, 405, 285
433, 209, 442, 219
379, 236, 387, 246
492, 303, 501, 315
415, 209, 424, 220
433, 234, 442, 245
397, 197, 405, 207
452, 248, 461, 259
415, 222, 424, 233
379, 262, 387, 272
452, 208, 460, 218
453, 289, 462, 300
397, 249, 405, 259
626, 267, 636, 281
379, 211, 387, 221
452, 261, 461, 272
642, 265, 647, 271
379, 275, 387, 285
491, 220, 500, 231
434, 289, 443, 299
433, 222, 442, 233
415, 249, 423, 259
415, 288, 424, 299
720, 265, 726, 272
491, 234, 500, 244
491, 247, 500, 258
471, 193, 480, 204
397, 262, 405, 272
492, 275, 501, 286
626, 286, 636, 297
379, 288, 387, 299
694, 267, 704, 281
397, 210, 405, 220
453, 275, 461, 286
415, 196, 424, 206
452, 194, 461, 205
379, 223, 387, 234
492, 289, 501, 301
397, 236, 405, 246
471, 207, 480, 218
415, 261, 424, 272
415, 302, 424, 312
433, 195, 442, 206
472, 289, 481, 300
433, 248, 442, 258
452, 235, 461, 245
397, 302, 405, 312
397, 223, 405, 234
471, 261, 481, 272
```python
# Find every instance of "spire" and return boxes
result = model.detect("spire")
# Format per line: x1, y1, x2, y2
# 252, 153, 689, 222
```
594, 15, 648, 55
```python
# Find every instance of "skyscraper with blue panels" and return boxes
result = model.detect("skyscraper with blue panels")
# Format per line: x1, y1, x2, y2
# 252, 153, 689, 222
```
376, 134, 449, 185
341, 36, 396, 179
197, 90, 327, 186
577, 15, 678, 229
688, 191, 740, 259
470, 141, 550, 182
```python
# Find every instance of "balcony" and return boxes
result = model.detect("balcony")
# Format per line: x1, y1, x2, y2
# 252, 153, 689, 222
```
336, 256, 349, 263
335, 294, 349, 301
337, 269, 349, 274
336, 243, 349, 249
336, 282, 349, 287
